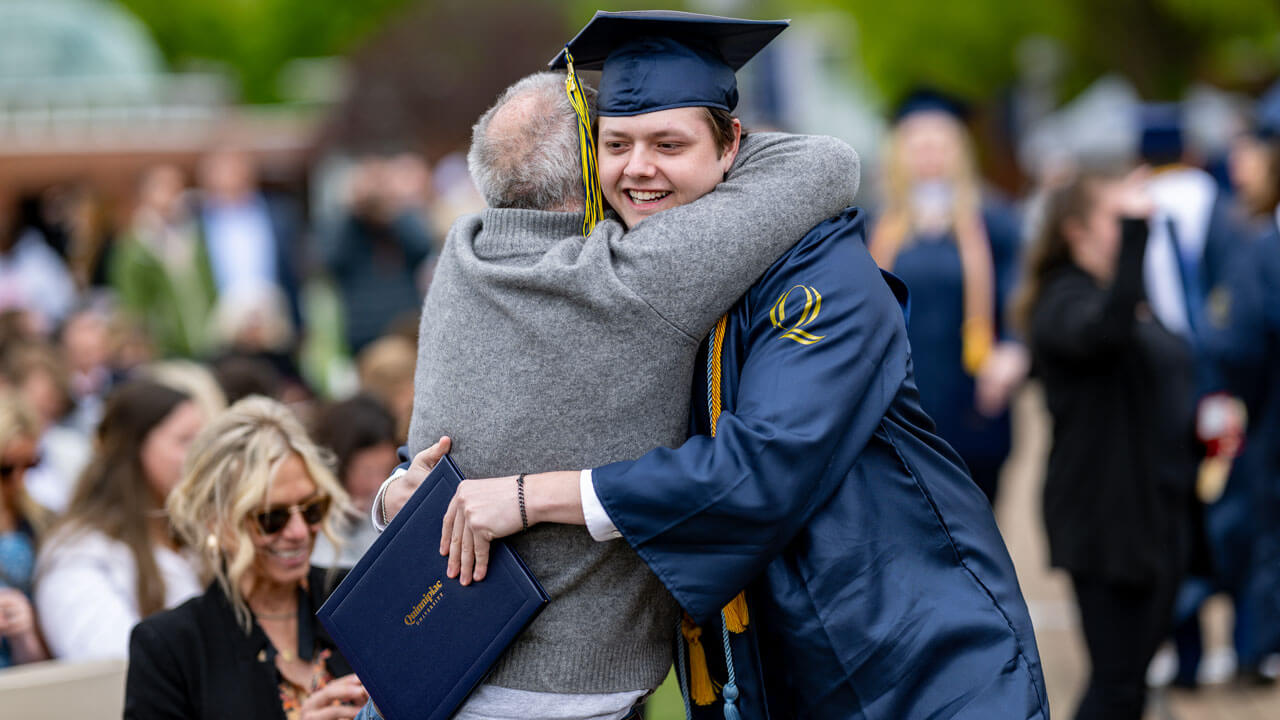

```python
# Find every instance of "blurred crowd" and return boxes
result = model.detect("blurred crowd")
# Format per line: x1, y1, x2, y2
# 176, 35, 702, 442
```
0, 67, 1278, 720
0, 144, 467, 674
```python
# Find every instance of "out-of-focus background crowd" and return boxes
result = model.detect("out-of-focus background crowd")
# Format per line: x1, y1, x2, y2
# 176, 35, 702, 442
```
1, 1, 1279, 718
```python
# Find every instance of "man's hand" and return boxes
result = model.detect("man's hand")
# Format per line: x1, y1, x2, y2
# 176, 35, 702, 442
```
384, 436, 451, 522
439, 471, 584, 585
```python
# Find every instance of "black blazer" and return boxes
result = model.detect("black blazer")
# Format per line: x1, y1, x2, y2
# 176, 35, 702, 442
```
125, 567, 352, 720
1031, 218, 1197, 586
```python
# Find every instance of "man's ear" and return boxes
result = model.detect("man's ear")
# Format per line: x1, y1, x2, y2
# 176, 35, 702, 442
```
720, 118, 743, 175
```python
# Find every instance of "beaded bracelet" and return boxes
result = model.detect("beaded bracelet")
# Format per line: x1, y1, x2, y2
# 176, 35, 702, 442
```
516, 474, 529, 531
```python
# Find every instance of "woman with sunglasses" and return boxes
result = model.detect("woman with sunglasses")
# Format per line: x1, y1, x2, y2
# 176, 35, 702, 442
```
34, 379, 204, 660
0, 391, 51, 667
125, 395, 367, 720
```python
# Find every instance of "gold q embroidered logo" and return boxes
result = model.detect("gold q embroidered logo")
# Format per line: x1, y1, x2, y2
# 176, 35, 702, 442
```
770, 285, 826, 345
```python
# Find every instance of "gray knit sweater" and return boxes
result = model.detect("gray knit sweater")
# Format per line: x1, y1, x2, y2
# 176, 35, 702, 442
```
408, 132, 859, 693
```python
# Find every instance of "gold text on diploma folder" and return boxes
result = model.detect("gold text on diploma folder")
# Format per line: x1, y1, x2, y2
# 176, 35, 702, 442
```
404, 580, 445, 626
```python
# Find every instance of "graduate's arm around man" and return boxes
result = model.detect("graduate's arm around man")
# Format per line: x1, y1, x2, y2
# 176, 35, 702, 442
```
433, 208, 910, 610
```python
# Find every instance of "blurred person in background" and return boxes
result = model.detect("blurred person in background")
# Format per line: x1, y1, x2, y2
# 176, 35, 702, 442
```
58, 301, 120, 436
110, 164, 218, 359
1199, 80, 1280, 684
310, 394, 398, 567
213, 354, 284, 406
1227, 90, 1280, 230
30, 183, 114, 291
1136, 103, 1260, 688
0, 193, 77, 335
355, 334, 416, 443
1137, 105, 1240, 361
869, 92, 1027, 503
323, 153, 436, 354
139, 359, 228, 425
0, 343, 87, 514
1017, 170, 1196, 719
210, 284, 311, 405
428, 151, 486, 241
107, 312, 158, 374
34, 380, 204, 660
0, 392, 52, 668
197, 148, 304, 333
127, 396, 364, 720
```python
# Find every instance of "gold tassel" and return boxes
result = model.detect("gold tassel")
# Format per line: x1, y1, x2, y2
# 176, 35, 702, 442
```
722, 592, 750, 633
961, 317, 994, 376
681, 615, 716, 706
563, 49, 603, 236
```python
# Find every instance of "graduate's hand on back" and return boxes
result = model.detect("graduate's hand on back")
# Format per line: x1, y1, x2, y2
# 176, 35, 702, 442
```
439, 476, 524, 585
384, 437, 451, 522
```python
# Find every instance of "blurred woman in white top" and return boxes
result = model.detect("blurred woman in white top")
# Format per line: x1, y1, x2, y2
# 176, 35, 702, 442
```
35, 379, 205, 659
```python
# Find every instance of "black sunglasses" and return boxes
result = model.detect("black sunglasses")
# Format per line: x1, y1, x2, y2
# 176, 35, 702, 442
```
0, 456, 40, 481
254, 496, 331, 535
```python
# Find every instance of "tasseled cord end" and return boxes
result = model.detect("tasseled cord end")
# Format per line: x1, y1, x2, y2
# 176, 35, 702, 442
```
681, 615, 717, 706
722, 683, 742, 720
722, 592, 749, 633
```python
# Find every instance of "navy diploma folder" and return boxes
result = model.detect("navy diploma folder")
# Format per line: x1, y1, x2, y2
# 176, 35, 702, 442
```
318, 455, 548, 720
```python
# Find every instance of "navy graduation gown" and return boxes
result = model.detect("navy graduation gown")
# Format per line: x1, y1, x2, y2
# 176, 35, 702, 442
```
1201, 224, 1280, 661
886, 203, 1022, 499
592, 208, 1047, 719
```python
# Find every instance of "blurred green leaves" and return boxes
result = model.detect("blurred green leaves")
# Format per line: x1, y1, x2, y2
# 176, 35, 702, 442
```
118, 0, 1280, 107
116, 0, 418, 102
775, 0, 1280, 104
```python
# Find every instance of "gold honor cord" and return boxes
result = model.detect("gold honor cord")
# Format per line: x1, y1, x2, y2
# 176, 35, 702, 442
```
564, 50, 603, 236
681, 313, 751, 707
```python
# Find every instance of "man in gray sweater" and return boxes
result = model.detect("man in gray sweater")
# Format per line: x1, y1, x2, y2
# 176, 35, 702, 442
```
368, 71, 857, 719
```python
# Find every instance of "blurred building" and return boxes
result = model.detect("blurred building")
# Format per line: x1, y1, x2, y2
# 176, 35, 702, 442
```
0, 0, 319, 216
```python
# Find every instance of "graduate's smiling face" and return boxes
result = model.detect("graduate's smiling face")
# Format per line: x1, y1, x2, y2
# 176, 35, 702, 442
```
598, 107, 740, 228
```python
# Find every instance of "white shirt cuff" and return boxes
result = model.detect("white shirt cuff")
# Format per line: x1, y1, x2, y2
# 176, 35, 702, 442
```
371, 467, 408, 533
580, 469, 621, 542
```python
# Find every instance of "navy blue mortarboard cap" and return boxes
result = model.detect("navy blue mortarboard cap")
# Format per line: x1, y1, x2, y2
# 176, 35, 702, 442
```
893, 88, 970, 124
549, 10, 788, 116
1255, 80, 1280, 140
1138, 102, 1184, 165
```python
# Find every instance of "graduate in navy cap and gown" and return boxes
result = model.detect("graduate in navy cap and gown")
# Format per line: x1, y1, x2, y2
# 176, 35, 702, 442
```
439, 11, 1048, 719
869, 93, 1027, 504
1199, 82, 1280, 683
1137, 101, 1271, 687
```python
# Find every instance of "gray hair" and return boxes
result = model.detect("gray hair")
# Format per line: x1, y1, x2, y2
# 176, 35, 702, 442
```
467, 72, 595, 211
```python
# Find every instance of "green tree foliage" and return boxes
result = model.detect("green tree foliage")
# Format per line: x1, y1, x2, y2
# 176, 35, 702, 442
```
116, 0, 419, 102
118, 0, 1280, 106
771, 0, 1280, 105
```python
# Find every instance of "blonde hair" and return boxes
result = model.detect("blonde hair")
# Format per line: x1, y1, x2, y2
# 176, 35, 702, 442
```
869, 110, 997, 374
871, 110, 983, 266
0, 391, 52, 536
167, 395, 349, 630
140, 360, 228, 422
356, 334, 416, 394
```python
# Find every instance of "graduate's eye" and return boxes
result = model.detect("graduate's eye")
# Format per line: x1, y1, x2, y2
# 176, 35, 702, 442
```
656, 142, 684, 152
603, 141, 629, 153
